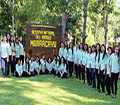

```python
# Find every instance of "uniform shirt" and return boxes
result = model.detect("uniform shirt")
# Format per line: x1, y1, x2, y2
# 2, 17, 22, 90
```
91, 52, 96, 69
54, 61, 59, 71
59, 64, 67, 73
23, 63, 29, 72
67, 48, 74, 62
110, 53, 120, 73
85, 53, 92, 68
11, 42, 16, 56
40, 59, 46, 70
15, 44, 20, 58
46, 62, 53, 71
99, 53, 107, 71
95, 52, 100, 69
59, 47, 64, 58
34, 61, 41, 71
63, 47, 68, 60
0, 41, 9, 58
16, 63, 23, 76
106, 55, 111, 75
73, 49, 79, 64
82, 51, 88, 66
8, 43, 12, 56
29, 60, 35, 72
53, 60, 56, 69
19, 42, 24, 55
79, 50, 83, 65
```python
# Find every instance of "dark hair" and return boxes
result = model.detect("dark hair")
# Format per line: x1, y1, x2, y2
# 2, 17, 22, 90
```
69, 42, 73, 54
57, 55, 61, 65
84, 44, 88, 51
15, 37, 19, 45
107, 47, 113, 55
60, 57, 66, 66
6, 34, 11, 44
101, 44, 107, 60
19, 36, 23, 44
64, 40, 68, 50
42, 54, 45, 56
53, 55, 57, 64
47, 57, 52, 63
17, 58, 20, 63
10, 35, 15, 47
25, 57, 30, 72
115, 45, 119, 57
88, 47, 92, 54
95, 43, 101, 63
36, 56, 41, 65
80, 43, 84, 50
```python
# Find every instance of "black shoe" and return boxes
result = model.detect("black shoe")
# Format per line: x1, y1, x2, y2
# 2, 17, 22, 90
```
7, 75, 11, 78
106, 93, 110, 96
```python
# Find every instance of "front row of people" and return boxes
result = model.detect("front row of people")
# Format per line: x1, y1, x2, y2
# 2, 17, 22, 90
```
15, 54, 67, 78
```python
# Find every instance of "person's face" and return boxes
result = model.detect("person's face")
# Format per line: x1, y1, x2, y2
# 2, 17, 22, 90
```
80, 44, 83, 49
20, 37, 22, 42
7, 34, 10, 40
115, 47, 119, 54
92, 47, 95, 52
54, 56, 56, 60
36, 57, 39, 62
61, 58, 64, 63
31, 57, 33, 61
11, 36, 14, 42
18, 60, 21, 65
26, 58, 29, 63
65, 41, 67, 46
101, 46, 105, 53
70, 43, 73, 48
16, 39, 18, 43
84, 45, 87, 51
97, 45, 100, 51
57, 56, 60, 60
48, 58, 51, 63
61, 43, 64, 48
76, 44, 79, 49
42, 55, 45, 59
108, 48, 112, 55
88, 48, 91, 53
3, 36, 7, 41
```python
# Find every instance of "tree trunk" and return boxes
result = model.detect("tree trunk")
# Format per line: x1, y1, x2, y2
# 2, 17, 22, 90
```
12, 0, 14, 36
104, 14, 108, 47
82, 0, 89, 44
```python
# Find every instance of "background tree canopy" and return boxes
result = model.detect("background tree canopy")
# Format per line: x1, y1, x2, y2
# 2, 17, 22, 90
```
0, 0, 120, 46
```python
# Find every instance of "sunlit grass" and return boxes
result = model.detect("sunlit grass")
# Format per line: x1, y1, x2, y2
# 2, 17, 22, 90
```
0, 71, 120, 105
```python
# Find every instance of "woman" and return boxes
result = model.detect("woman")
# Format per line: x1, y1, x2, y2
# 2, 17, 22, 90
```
79, 43, 83, 81
53, 55, 57, 72
73, 43, 80, 81
57, 57, 67, 78
29, 55, 35, 76
0, 35, 9, 78
34, 56, 41, 75
40, 54, 46, 74
59, 41, 64, 59
11, 35, 16, 76
22, 57, 31, 77
54, 55, 60, 75
15, 58, 23, 77
63, 40, 68, 61
46, 57, 53, 74
85, 47, 92, 86
82, 44, 88, 83
110, 45, 120, 98
98, 44, 107, 93
91, 45, 96, 88
7, 34, 12, 77
67, 42, 74, 78
15, 38, 20, 64
19, 36, 24, 65
106, 47, 112, 95
95, 43, 101, 91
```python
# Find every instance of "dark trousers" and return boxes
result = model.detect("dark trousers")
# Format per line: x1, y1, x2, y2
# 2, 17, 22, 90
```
106, 75, 111, 94
11, 56, 15, 74
47, 69, 54, 74
99, 70, 105, 91
95, 69, 100, 90
91, 68, 96, 88
111, 73, 119, 95
86, 68, 92, 85
15, 71, 19, 77
79, 65, 82, 80
1, 57, 8, 77
75, 64, 80, 80
7, 55, 11, 76
22, 71, 30, 77
40, 69, 48, 74
20, 55, 24, 65
57, 72, 67, 78
68, 61, 73, 77
82, 65, 85, 83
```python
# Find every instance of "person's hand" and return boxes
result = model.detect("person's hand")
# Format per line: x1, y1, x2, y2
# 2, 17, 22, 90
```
81, 65, 83, 69
67, 60, 68, 65
103, 70, 106, 75
11, 56, 13, 61
98, 70, 100, 74
77, 63, 79, 66
94, 68, 96, 73
85, 67, 87, 72
74, 61, 75, 65
109, 73, 111, 78
7, 57, 9, 62
89, 68, 91, 72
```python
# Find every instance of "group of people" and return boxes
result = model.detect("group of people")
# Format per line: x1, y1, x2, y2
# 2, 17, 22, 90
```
0, 35, 120, 99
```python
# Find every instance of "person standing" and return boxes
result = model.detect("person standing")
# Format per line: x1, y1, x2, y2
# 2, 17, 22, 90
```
0, 35, 9, 78
15, 38, 20, 64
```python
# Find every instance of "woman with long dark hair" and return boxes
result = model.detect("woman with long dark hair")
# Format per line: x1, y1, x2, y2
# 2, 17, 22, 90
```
46, 57, 53, 74
15, 38, 20, 64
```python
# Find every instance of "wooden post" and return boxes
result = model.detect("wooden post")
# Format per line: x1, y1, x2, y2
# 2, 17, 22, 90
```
12, 0, 14, 36
62, 12, 67, 42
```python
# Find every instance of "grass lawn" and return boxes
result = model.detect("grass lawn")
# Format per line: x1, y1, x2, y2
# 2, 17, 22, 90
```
0, 71, 120, 105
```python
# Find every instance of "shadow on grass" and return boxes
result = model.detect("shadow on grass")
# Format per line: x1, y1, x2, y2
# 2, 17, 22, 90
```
0, 72, 119, 105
